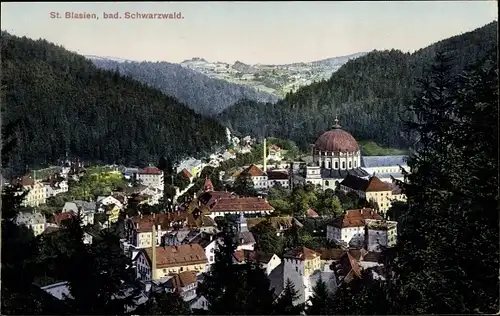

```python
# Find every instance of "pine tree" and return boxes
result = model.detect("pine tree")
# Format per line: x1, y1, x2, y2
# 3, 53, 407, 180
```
307, 276, 331, 315
388, 51, 499, 314
273, 279, 304, 315
140, 291, 191, 315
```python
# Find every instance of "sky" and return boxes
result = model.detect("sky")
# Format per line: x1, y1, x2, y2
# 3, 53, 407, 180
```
1, 1, 497, 65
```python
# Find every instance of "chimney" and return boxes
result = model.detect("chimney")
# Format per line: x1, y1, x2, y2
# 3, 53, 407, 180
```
151, 222, 157, 280
263, 138, 267, 173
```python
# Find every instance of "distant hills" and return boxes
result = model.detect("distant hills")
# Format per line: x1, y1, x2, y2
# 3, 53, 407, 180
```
87, 56, 279, 116
218, 21, 498, 150
180, 52, 368, 98
1, 32, 227, 174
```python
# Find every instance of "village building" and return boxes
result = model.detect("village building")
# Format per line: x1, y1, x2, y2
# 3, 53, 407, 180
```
326, 208, 398, 250
292, 118, 408, 191
125, 213, 187, 249
42, 175, 69, 198
232, 250, 282, 276
16, 210, 47, 236
137, 167, 164, 190
13, 176, 46, 207
340, 175, 395, 212
146, 243, 208, 279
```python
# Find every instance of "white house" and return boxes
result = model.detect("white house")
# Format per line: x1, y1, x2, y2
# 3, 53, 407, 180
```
233, 250, 282, 276
97, 195, 124, 212
61, 201, 96, 226
131, 248, 152, 281
267, 145, 283, 162
266, 170, 290, 189
16, 211, 47, 236
137, 167, 164, 190
239, 164, 268, 190
326, 208, 397, 250
43, 178, 69, 198
361, 155, 408, 183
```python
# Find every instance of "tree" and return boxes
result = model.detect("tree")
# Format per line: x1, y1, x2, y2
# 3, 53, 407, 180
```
251, 220, 283, 254
273, 279, 304, 315
386, 51, 499, 314
232, 173, 256, 196
141, 291, 191, 315
307, 276, 331, 315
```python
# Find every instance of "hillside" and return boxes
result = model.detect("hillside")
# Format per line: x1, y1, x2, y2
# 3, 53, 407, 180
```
87, 57, 278, 115
218, 21, 498, 149
181, 52, 367, 98
0, 32, 227, 175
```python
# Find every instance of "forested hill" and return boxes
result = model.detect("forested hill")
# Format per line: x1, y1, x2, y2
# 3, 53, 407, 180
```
88, 57, 279, 116
1, 32, 227, 175
218, 21, 498, 149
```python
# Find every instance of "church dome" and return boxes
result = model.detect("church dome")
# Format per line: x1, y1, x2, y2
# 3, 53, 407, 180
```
314, 119, 359, 153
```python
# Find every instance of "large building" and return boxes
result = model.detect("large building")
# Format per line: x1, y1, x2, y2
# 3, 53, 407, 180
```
295, 118, 408, 190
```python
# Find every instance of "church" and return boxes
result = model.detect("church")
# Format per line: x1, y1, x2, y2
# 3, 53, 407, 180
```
293, 118, 408, 190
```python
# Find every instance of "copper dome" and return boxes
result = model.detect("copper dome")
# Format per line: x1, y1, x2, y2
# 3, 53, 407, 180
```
314, 120, 359, 153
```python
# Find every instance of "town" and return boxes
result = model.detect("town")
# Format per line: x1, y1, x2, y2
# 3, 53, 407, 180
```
2, 122, 408, 312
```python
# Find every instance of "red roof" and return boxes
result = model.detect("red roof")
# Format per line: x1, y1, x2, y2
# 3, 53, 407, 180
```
330, 208, 383, 228
283, 247, 320, 261
53, 211, 75, 225
365, 176, 392, 192
181, 169, 193, 179
241, 164, 265, 177
138, 167, 162, 175
314, 121, 359, 153
306, 208, 319, 217
209, 196, 274, 213
341, 175, 391, 192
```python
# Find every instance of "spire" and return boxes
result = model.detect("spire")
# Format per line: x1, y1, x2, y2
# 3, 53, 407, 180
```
203, 177, 214, 192
333, 116, 341, 129
151, 222, 157, 280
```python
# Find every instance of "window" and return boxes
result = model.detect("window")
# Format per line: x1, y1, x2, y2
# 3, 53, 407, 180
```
354, 160, 357, 168
348, 161, 352, 169
334, 161, 338, 169
295, 267, 298, 272
342, 162, 345, 169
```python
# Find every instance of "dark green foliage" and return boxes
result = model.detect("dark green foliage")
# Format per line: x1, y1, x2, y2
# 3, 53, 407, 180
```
90, 58, 278, 116
218, 22, 497, 151
231, 173, 257, 196
1, 32, 227, 175
386, 49, 499, 314
201, 225, 276, 314
273, 279, 304, 315
251, 220, 283, 254
307, 276, 331, 315
140, 291, 191, 315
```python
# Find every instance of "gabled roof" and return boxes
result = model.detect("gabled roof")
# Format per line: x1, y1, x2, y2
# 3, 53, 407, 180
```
306, 208, 319, 217
283, 247, 320, 261
52, 211, 75, 225
209, 196, 274, 213
329, 208, 383, 228
145, 244, 208, 268
138, 167, 162, 175
365, 176, 392, 192
241, 164, 265, 177
181, 168, 193, 179
361, 155, 407, 168
341, 175, 391, 192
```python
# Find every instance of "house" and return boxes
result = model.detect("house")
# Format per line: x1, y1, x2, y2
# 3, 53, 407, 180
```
180, 169, 194, 183
176, 158, 205, 178
388, 182, 406, 202
232, 250, 282, 275
52, 211, 76, 226
240, 164, 268, 190
125, 213, 187, 248
247, 216, 303, 236
326, 208, 397, 250
267, 145, 283, 162
131, 248, 153, 281
332, 251, 362, 287
306, 208, 319, 218
146, 244, 208, 279
16, 210, 47, 236
97, 195, 124, 211
137, 167, 164, 190
166, 271, 198, 301
184, 231, 218, 266
61, 201, 96, 226
203, 195, 275, 219
43, 176, 69, 198
13, 176, 46, 207
282, 247, 323, 305
266, 170, 290, 189
340, 175, 394, 212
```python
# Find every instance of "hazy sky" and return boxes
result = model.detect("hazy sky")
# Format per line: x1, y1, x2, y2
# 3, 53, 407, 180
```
1, 1, 497, 64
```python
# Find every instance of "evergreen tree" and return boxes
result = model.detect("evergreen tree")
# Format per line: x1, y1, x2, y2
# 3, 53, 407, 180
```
140, 291, 191, 315
273, 279, 304, 315
387, 50, 499, 314
307, 276, 331, 315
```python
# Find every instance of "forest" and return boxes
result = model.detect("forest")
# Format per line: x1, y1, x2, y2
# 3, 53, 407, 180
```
90, 58, 278, 116
0, 32, 227, 177
218, 21, 498, 150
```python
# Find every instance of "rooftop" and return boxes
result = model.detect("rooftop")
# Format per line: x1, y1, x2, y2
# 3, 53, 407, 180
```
329, 208, 383, 228
283, 247, 320, 261
209, 196, 275, 213
146, 244, 208, 268
240, 164, 265, 177
138, 167, 163, 175
340, 175, 391, 192
361, 155, 407, 168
